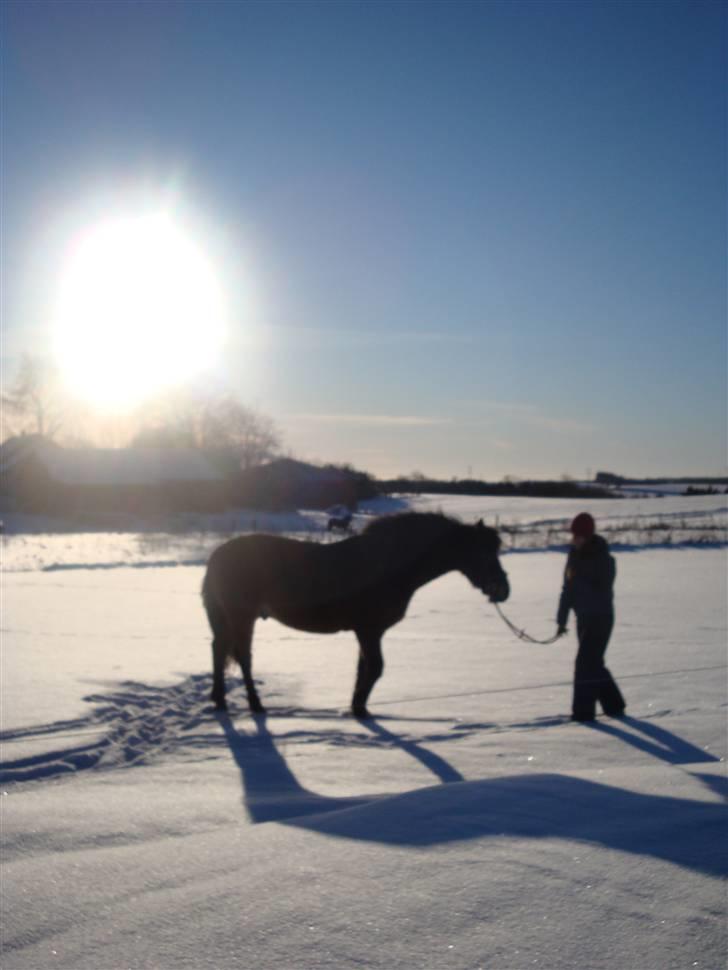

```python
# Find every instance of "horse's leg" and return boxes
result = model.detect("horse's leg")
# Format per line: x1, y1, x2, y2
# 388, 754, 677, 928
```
205, 600, 229, 711
352, 631, 384, 719
211, 635, 228, 711
229, 610, 265, 715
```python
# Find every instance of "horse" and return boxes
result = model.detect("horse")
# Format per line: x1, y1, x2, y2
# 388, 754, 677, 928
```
202, 512, 509, 718
327, 510, 353, 533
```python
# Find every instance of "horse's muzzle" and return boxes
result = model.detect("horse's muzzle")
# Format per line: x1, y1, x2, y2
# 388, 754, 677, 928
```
486, 578, 510, 603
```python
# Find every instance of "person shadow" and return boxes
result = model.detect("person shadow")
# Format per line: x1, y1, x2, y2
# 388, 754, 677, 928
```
587, 714, 722, 766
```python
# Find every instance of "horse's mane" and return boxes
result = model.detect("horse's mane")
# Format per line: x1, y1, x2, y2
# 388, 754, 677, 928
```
361, 511, 464, 539
354, 512, 477, 575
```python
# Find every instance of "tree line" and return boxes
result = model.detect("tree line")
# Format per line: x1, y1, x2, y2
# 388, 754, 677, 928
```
1, 354, 281, 468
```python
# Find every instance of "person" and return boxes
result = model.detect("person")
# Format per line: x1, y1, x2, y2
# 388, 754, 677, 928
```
556, 512, 625, 722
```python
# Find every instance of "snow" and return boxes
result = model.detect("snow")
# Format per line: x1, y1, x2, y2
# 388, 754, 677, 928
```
1, 495, 726, 969
2, 491, 725, 572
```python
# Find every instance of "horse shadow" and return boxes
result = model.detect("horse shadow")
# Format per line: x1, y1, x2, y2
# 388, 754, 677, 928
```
217, 711, 727, 878
216, 710, 464, 826
216, 712, 371, 822
2, 676, 725, 879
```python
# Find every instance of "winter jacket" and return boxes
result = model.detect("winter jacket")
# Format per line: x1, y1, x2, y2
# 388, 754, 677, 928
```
557, 534, 615, 626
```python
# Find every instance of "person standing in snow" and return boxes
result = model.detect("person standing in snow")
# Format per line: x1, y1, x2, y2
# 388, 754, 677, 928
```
556, 512, 626, 722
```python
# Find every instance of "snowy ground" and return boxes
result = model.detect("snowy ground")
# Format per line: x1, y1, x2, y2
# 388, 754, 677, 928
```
1, 496, 726, 969
1, 491, 725, 572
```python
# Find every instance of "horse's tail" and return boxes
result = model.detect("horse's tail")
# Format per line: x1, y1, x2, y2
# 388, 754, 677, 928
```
201, 566, 214, 612
202, 566, 233, 664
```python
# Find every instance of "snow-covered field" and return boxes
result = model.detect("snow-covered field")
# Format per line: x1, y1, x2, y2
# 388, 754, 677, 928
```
1, 495, 726, 969
1, 491, 725, 572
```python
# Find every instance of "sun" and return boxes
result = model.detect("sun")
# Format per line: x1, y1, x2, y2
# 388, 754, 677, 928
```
53, 212, 226, 411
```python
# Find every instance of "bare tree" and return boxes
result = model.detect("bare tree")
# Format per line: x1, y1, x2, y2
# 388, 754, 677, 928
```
131, 390, 282, 467
1, 354, 65, 440
198, 395, 281, 468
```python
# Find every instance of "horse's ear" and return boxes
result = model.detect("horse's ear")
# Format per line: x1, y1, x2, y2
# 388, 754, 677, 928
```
476, 518, 485, 530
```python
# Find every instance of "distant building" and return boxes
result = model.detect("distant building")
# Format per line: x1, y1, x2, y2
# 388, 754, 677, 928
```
235, 457, 376, 511
595, 471, 625, 486
0, 435, 230, 515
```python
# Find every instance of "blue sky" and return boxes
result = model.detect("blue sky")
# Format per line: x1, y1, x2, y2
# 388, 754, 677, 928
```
2, 0, 725, 478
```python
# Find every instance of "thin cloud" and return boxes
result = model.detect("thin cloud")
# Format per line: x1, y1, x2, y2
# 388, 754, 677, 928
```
528, 413, 594, 434
288, 413, 452, 428
490, 437, 515, 451
465, 401, 595, 435
265, 325, 473, 348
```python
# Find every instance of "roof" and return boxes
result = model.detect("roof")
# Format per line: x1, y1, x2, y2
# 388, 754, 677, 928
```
243, 458, 350, 483
0, 437, 225, 486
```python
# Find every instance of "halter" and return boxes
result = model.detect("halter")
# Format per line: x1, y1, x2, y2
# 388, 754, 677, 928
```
493, 602, 563, 645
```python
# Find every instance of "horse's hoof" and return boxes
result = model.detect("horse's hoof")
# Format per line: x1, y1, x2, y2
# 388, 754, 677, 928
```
250, 703, 266, 715
212, 699, 228, 712
352, 706, 372, 720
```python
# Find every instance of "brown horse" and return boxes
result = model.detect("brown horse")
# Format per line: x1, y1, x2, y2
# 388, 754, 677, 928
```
202, 512, 509, 718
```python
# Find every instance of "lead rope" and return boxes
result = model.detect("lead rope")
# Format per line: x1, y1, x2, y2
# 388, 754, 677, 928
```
493, 602, 563, 645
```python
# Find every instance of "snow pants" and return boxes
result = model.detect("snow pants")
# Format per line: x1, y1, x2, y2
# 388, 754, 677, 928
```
572, 613, 625, 720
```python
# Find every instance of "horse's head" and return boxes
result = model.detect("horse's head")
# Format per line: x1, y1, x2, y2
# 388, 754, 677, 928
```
460, 519, 510, 603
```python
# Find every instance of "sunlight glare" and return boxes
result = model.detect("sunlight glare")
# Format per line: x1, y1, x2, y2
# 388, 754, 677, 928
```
53, 212, 226, 411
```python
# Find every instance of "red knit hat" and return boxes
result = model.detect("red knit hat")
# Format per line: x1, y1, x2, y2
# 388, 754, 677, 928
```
570, 512, 595, 537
